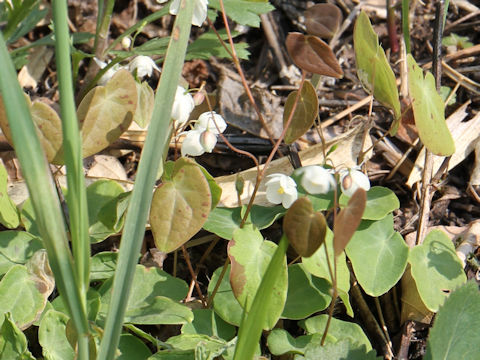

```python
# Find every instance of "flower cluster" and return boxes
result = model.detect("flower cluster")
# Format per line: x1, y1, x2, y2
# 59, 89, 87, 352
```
181, 111, 227, 157
265, 166, 370, 208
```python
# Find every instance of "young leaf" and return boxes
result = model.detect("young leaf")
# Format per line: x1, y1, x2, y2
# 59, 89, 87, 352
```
286, 33, 343, 77
150, 157, 212, 253
0, 313, 35, 360
354, 11, 401, 132
333, 188, 366, 256
228, 224, 288, 330
305, 3, 343, 39
283, 80, 319, 145
408, 230, 466, 311
346, 214, 409, 296
407, 54, 455, 156
424, 281, 480, 360
283, 197, 326, 257
78, 69, 137, 158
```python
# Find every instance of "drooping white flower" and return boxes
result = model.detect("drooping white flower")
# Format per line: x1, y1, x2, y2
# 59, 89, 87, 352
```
171, 86, 195, 126
94, 58, 125, 85
181, 112, 227, 157
196, 111, 227, 134
265, 173, 298, 208
299, 165, 336, 195
128, 55, 160, 78
340, 169, 370, 197
169, 0, 208, 27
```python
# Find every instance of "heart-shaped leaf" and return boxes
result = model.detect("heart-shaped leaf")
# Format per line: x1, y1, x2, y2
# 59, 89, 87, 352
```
150, 157, 212, 253
283, 80, 319, 145
305, 4, 343, 39
354, 11, 401, 133
407, 54, 455, 156
283, 197, 326, 257
333, 188, 366, 256
228, 224, 288, 330
286, 33, 343, 77
0, 95, 64, 164
78, 69, 137, 158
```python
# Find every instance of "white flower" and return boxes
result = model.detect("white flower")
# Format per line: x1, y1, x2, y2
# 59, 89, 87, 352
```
265, 174, 298, 208
171, 86, 195, 126
170, 0, 208, 27
196, 111, 227, 134
340, 169, 370, 197
128, 55, 160, 78
94, 58, 125, 85
181, 112, 227, 157
299, 165, 336, 195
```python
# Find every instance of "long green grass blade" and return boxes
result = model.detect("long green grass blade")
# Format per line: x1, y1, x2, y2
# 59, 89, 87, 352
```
233, 235, 289, 360
97, 1, 194, 359
0, 31, 89, 339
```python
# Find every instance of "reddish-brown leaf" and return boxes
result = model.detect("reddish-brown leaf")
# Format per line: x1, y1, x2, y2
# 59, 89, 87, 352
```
286, 33, 343, 77
333, 188, 366, 256
305, 4, 343, 39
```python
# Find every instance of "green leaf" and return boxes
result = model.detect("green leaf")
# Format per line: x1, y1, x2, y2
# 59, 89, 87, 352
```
197, 163, 222, 210
207, 265, 243, 327
150, 158, 212, 253
78, 69, 137, 158
118, 333, 152, 360
0, 256, 53, 329
0, 231, 43, 276
0, 313, 35, 359
203, 205, 285, 240
90, 251, 118, 281
409, 230, 466, 311
86, 179, 125, 243
282, 264, 331, 319
38, 310, 75, 360
442, 33, 473, 49
228, 224, 288, 330
283, 80, 319, 145
148, 350, 194, 359
181, 309, 236, 341
98, 264, 190, 324
166, 334, 230, 358
407, 54, 455, 155
299, 314, 372, 351
346, 214, 409, 296
354, 11, 401, 132
267, 329, 318, 356
208, 0, 274, 27
424, 281, 480, 360
302, 228, 352, 315
186, 29, 250, 60
0, 163, 19, 228
339, 186, 399, 220
304, 339, 379, 360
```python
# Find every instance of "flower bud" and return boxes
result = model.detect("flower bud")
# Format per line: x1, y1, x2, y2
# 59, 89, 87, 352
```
193, 91, 205, 106
199, 130, 217, 153
340, 169, 370, 197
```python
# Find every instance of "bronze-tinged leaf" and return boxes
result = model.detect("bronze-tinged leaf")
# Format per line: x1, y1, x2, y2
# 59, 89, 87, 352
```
78, 69, 137, 158
286, 33, 343, 78
283, 80, 318, 144
283, 197, 327, 257
305, 4, 343, 39
333, 188, 366, 256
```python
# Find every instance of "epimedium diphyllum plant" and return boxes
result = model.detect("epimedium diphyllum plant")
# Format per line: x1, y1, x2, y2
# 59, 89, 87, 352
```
0, 2, 477, 360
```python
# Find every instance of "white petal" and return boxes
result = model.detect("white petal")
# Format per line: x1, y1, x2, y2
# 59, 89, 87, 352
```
169, 0, 181, 15
200, 130, 218, 152
129, 56, 160, 78
300, 165, 336, 194
192, 0, 208, 26
266, 184, 283, 205
282, 191, 298, 208
196, 111, 227, 134
172, 86, 195, 125
341, 169, 370, 197
181, 130, 205, 157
